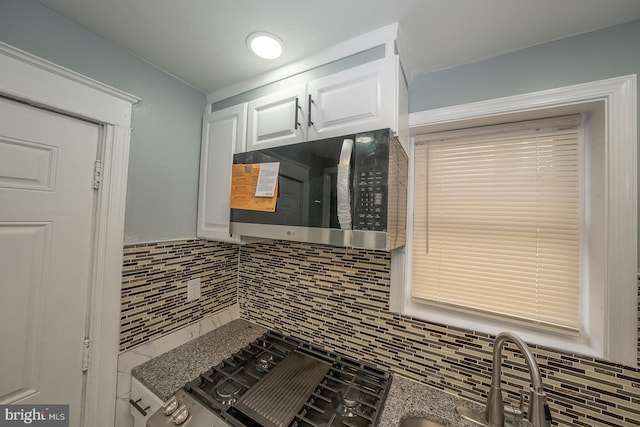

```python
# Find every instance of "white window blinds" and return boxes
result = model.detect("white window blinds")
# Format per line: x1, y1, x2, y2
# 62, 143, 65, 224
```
412, 115, 582, 331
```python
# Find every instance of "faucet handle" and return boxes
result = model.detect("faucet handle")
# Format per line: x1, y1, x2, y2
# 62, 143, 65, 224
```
529, 388, 553, 427
504, 393, 525, 421
518, 393, 524, 414
544, 403, 553, 422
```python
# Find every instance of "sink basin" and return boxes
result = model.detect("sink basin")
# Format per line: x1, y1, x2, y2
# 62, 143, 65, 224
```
400, 417, 446, 427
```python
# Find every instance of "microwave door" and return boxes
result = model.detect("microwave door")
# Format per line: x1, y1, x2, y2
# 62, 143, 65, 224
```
321, 168, 334, 228
230, 134, 358, 246
231, 158, 308, 226
275, 173, 306, 226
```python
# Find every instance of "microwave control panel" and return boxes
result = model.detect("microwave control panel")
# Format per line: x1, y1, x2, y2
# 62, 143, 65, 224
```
354, 169, 386, 231
353, 132, 389, 232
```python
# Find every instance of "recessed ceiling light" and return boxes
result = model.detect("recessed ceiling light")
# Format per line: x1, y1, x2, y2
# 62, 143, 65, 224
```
247, 32, 283, 60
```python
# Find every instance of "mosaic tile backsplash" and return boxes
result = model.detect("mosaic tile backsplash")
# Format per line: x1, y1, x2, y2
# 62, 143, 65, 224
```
120, 239, 238, 351
238, 240, 640, 427
118, 237, 638, 425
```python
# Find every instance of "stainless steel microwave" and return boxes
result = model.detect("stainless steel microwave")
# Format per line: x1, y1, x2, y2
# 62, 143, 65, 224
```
230, 128, 408, 251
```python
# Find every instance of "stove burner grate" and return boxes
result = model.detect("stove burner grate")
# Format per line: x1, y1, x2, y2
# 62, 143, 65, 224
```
182, 331, 390, 427
214, 377, 244, 406
292, 355, 390, 426
332, 388, 363, 417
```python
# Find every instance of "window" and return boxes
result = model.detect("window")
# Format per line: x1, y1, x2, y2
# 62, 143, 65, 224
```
391, 76, 637, 367
412, 115, 582, 332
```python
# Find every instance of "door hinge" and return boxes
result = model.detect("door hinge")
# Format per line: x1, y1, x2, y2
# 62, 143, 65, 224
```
82, 338, 90, 373
93, 160, 102, 190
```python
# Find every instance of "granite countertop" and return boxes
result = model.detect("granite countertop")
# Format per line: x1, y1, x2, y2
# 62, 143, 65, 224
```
132, 319, 268, 400
379, 375, 489, 427
132, 319, 494, 426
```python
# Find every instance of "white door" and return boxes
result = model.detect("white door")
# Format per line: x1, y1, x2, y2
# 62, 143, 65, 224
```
0, 96, 99, 427
307, 55, 395, 140
197, 104, 247, 243
246, 85, 306, 150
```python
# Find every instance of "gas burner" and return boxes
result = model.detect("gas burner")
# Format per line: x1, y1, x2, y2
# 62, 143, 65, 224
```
214, 378, 243, 406
255, 352, 273, 372
169, 331, 390, 427
332, 387, 363, 417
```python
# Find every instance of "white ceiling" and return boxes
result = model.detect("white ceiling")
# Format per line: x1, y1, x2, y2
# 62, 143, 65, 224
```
37, 0, 640, 95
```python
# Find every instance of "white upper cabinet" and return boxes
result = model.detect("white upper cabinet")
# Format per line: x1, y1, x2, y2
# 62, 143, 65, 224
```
245, 55, 407, 151
197, 103, 247, 243
307, 56, 396, 141
198, 24, 409, 243
246, 85, 306, 151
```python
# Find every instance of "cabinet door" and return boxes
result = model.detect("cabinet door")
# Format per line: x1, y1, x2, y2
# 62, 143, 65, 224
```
197, 104, 247, 243
129, 378, 163, 427
246, 85, 305, 150
307, 56, 395, 140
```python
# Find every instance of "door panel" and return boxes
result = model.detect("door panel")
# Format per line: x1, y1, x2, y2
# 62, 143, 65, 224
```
0, 96, 99, 427
0, 137, 57, 190
197, 104, 247, 243
0, 223, 49, 402
247, 85, 305, 150
307, 56, 395, 140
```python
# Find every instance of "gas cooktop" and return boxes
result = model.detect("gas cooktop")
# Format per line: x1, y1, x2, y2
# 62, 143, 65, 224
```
147, 331, 391, 427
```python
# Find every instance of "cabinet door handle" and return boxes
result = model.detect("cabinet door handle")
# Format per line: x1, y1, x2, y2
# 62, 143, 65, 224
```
308, 94, 314, 127
294, 97, 301, 130
129, 398, 150, 416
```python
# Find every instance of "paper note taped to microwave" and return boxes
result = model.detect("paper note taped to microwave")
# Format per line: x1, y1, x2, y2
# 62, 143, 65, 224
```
229, 163, 279, 212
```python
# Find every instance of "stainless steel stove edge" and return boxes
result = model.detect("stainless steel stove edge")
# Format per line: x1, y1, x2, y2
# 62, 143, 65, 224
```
146, 389, 229, 427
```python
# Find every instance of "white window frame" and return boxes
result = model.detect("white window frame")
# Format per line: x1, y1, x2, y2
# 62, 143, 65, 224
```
390, 75, 637, 367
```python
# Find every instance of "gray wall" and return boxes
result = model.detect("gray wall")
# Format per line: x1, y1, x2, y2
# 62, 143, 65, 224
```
0, 0, 206, 243
410, 19, 640, 112
409, 18, 640, 266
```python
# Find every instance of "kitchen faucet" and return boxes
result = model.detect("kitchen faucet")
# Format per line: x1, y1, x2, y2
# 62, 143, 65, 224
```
456, 331, 553, 426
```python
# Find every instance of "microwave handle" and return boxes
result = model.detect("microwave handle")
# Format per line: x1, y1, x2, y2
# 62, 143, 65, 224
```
337, 139, 354, 230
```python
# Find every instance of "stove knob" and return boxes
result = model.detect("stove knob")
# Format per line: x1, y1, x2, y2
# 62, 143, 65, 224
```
171, 404, 189, 425
161, 395, 179, 415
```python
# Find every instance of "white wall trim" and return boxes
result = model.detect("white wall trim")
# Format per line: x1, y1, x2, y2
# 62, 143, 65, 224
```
0, 42, 139, 126
0, 42, 138, 425
206, 23, 399, 104
403, 75, 638, 367
86, 125, 132, 426
409, 75, 635, 132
